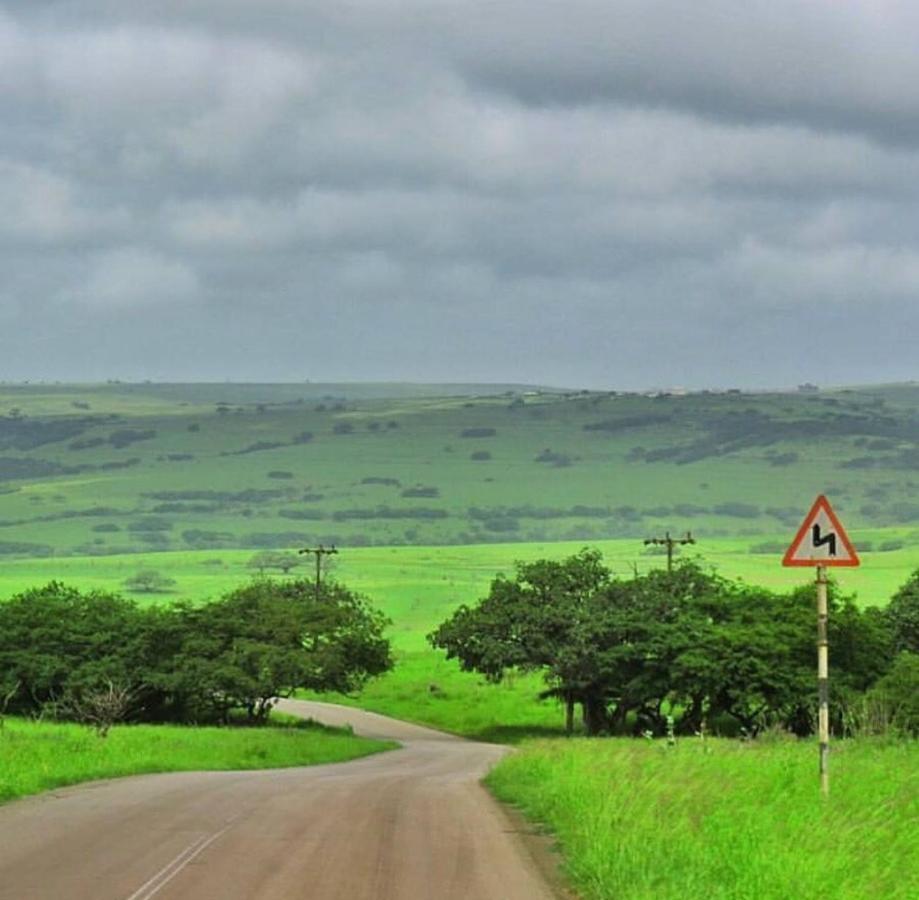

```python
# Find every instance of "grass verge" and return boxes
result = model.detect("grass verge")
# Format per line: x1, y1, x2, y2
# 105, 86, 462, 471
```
0, 717, 396, 805
486, 736, 918, 900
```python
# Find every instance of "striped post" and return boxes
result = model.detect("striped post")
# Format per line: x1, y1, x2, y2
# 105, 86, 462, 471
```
816, 565, 830, 796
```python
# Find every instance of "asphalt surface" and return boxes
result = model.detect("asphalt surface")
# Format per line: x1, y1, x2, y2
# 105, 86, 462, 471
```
0, 700, 558, 900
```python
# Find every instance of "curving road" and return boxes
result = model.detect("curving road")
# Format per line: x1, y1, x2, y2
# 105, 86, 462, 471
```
0, 701, 559, 900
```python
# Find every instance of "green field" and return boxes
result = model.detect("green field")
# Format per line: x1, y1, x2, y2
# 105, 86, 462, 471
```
487, 736, 918, 900
3, 381, 919, 560
0, 717, 395, 805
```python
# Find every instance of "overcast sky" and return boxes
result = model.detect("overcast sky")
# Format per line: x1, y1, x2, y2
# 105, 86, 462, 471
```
2, 1, 919, 389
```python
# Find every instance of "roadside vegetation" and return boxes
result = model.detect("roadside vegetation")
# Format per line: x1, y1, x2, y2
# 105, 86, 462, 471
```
430, 551, 917, 738
486, 736, 918, 900
430, 552, 917, 899
0, 578, 392, 728
0, 717, 395, 805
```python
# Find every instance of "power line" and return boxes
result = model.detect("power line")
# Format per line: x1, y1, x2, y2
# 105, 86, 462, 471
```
298, 544, 338, 596
643, 531, 695, 573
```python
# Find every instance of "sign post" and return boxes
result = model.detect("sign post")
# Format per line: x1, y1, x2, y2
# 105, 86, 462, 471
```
782, 494, 859, 796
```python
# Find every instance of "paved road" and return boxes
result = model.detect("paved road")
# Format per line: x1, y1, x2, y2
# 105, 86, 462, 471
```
0, 701, 558, 900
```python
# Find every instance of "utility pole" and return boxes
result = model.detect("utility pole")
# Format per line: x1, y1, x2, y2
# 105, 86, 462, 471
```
298, 544, 338, 596
643, 531, 695, 573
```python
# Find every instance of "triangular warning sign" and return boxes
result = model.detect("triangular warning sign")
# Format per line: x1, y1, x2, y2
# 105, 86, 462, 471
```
783, 495, 860, 567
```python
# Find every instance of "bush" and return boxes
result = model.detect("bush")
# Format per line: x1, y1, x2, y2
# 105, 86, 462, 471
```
182, 530, 235, 548
888, 571, 919, 653
865, 652, 919, 735
0, 578, 393, 726
401, 486, 440, 498
460, 428, 497, 438
713, 502, 761, 518
0, 541, 54, 557
122, 570, 177, 593
267, 470, 294, 479
879, 540, 905, 553
470, 451, 491, 461
108, 429, 156, 449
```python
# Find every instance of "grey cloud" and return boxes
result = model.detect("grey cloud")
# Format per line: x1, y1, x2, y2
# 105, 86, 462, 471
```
1, 2, 918, 388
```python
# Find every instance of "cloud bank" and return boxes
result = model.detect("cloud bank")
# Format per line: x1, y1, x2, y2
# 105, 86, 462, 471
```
2, 1, 918, 387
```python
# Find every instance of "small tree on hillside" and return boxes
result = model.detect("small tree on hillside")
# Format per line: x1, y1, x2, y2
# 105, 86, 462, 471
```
247, 551, 301, 575
123, 570, 177, 593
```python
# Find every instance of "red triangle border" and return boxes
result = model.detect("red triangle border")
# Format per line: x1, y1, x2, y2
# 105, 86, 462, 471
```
782, 494, 860, 568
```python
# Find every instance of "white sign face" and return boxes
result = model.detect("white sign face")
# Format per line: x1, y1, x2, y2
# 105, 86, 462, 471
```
783, 495, 859, 568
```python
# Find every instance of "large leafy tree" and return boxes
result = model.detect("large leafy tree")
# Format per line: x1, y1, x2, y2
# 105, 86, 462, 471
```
429, 548, 611, 733
0, 583, 150, 717
0, 578, 393, 726
430, 552, 895, 737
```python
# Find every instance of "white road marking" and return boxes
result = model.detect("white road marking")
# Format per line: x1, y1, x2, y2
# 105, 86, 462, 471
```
124, 825, 232, 900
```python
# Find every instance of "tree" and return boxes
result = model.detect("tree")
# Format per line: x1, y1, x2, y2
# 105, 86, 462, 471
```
0, 577, 393, 727
865, 652, 919, 736
247, 551, 301, 575
0, 583, 151, 719
887, 570, 919, 653
430, 549, 613, 734
430, 552, 895, 737
122, 570, 177, 593
160, 578, 393, 723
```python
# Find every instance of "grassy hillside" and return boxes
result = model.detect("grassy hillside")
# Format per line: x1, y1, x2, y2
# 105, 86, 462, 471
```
2, 380, 919, 561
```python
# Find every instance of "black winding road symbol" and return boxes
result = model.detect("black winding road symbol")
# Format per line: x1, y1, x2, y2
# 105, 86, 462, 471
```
812, 524, 837, 556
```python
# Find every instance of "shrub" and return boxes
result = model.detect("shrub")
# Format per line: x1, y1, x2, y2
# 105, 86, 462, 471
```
401, 486, 440, 498
470, 451, 491, 461
108, 429, 156, 448
460, 428, 497, 438
267, 470, 294, 479
714, 502, 761, 518
123, 570, 176, 593
127, 518, 173, 532
865, 652, 919, 735
0, 541, 54, 557
879, 540, 905, 553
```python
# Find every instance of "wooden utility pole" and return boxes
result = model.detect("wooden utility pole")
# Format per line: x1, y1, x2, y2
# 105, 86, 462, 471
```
643, 531, 695, 572
816, 564, 830, 796
298, 544, 338, 596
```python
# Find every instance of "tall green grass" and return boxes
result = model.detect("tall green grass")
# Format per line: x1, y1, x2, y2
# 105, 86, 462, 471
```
0, 717, 395, 805
486, 736, 918, 900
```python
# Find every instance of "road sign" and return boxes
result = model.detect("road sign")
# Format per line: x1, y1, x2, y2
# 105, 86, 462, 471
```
782, 494, 860, 567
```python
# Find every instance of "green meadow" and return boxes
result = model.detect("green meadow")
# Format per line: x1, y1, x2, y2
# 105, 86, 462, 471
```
0, 717, 395, 805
